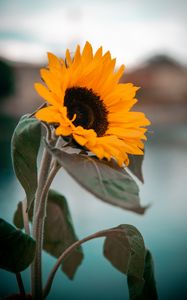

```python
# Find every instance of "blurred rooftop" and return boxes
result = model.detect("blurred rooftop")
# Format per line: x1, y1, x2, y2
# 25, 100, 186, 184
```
121, 55, 187, 125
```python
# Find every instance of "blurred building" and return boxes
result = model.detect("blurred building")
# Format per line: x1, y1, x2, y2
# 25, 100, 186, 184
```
0, 59, 42, 117
121, 55, 187, 125
0, 59, 41, 170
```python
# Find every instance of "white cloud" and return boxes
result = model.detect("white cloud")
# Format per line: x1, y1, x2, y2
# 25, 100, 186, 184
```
0, 40, 47, 63
0, 0, 186, 66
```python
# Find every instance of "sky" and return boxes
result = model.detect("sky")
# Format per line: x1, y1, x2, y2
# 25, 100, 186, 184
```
0, 0, 187, 67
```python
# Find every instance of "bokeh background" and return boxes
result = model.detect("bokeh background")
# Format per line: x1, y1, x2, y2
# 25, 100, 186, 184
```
0, 0, 187, 299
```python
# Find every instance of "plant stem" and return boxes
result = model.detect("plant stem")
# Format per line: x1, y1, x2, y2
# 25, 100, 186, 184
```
43, 228, 124, 298
31, 147, 53, 299
22, 198, 32, 295
16, 273, 26, 299
32, 159, 60, 299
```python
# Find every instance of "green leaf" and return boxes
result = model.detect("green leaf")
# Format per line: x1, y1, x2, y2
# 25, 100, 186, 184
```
11, 115, 41, 208
128, 154, 144, 183
45, 143, 147, 214
43, 190, 83, 279
0, 218, 36, 273
127, 249, 158, 300
13, 201, 24, 229
103, 224, 145, 279
13, 190, 83, 279
103, 227, 131, 274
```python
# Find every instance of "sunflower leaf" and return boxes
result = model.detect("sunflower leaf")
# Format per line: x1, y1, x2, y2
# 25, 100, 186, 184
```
13, 201, 24, 229
103, 224, 145, 278
11, 114, 41, 208
127, 249, 158, 300
45, 142, 148, 214
128, 154, 144, 183
0, 218, 36, 273
13, 190, 83, 279
43, 189, 83, 279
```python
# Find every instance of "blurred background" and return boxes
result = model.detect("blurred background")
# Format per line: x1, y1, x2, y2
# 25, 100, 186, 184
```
0, 0, 187, 299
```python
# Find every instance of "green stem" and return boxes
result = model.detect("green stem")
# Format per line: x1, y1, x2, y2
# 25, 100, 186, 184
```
31, 147, 53, 299
16, 273, 26, 299
43, 228, 124, 298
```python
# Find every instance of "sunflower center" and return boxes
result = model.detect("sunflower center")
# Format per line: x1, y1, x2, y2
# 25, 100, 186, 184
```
64, 87, 108, 136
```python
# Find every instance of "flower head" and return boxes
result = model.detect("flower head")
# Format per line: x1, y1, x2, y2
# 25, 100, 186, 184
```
35, 42, 150, 166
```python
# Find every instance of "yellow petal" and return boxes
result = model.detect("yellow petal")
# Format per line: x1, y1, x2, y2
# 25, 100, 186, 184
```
55, 125, 72, 136
107, 127, 147, 139
47, 52, 61, 70
34, 83, 58, 105
73, 45, 81, 66
94, 46, 103, 59
65, 49, 72, 67
40, 69, 62, 97
107, 99, 138, 113
35, 106, 61, 123
73, 133, 87, 146
82, 41, 93, 64
108, 111, 151, 127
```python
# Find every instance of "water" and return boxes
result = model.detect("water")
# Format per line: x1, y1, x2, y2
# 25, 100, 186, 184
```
0, 125, 187, 300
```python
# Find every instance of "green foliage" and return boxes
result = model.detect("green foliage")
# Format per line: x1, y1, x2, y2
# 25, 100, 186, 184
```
103, 225, 145, 278
13, 201, 24, 229
0, 218, 36, 273
45, 142, 147, 214
13, 190, 83, 279
127, 250, 158, 300
9, 114, 156, 298
43, 189, 83, 279
128, 154, 144, 183
103, 227, 157, 300
11, 115, 41, 208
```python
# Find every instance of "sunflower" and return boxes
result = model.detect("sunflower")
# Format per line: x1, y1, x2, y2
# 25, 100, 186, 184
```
35, 41, 150, 166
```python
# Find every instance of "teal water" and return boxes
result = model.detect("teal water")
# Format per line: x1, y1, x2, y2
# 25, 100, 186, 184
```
0, 125, 187, 300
